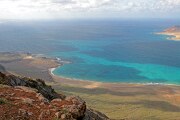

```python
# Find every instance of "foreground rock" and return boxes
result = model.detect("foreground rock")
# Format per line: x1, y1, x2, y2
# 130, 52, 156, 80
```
0, 72, 109, 120
84, 109, 110, 120
0, 72, 65, 100
0, 85, 86, 120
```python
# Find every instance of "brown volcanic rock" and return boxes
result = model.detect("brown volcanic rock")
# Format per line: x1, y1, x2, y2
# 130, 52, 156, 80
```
0, 85, 86, 120
83, 109, 110, 120
0, 72, 65, 100
0, 72, 110, 120
51, 96, 86, 120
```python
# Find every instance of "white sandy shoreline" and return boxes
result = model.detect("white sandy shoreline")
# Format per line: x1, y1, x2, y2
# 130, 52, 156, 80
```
50, 68, 56, 76
156, 32, 180, 41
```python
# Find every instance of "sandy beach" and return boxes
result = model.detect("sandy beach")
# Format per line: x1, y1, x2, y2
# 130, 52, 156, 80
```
1, 52, 180, 120
157, 32, 180, 41
157, 26, 180, 41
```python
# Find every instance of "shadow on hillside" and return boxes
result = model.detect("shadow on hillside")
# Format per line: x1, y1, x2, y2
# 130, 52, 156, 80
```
124, 100, 180, 112
53, 84, 156, 97
53, 85, 180, 112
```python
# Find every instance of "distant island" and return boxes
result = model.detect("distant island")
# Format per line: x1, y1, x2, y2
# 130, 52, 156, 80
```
158, 26, 180, 41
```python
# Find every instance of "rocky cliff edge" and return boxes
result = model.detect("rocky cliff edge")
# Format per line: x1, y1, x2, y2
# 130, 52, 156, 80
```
0, 72, 109, 120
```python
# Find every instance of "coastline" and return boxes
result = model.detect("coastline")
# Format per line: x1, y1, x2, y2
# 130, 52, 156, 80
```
49, 67, 104, 89
1, 51, 180, 87
49, 65, 180, 88
156, 32, 180, 41
50, 68, 56, 76
156, 26, 180, 41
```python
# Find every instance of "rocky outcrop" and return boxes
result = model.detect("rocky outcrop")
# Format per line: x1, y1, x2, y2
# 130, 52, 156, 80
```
0, 72, 110, 120
83, 109, 110, 120
0, 85, 86, 120
0, 72, 65, 100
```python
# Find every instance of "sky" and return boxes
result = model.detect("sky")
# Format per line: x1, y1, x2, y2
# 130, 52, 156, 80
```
0, 0, 180, 20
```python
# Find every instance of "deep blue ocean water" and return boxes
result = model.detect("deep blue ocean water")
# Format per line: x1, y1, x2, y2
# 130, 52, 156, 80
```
0, 19, 180, 84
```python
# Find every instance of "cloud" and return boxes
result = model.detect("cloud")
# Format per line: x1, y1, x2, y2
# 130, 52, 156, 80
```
0, 0, 179, 19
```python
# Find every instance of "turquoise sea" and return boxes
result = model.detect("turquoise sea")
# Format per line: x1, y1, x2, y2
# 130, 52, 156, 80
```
0, 19, 180, 84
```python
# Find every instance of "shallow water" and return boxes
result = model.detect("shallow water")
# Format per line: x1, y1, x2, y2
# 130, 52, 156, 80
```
0, 20, 180, 84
